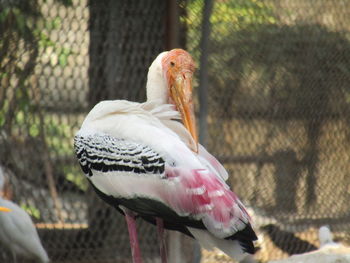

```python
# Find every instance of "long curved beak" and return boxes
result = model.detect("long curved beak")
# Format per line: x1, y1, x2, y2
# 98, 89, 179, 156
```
170, 72, 198, 152
0, 206, 11, 212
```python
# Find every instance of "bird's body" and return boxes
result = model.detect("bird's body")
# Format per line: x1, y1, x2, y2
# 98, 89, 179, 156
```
75, 100, 255, 254
74, 49, 257, 262
0, 198, 49, 263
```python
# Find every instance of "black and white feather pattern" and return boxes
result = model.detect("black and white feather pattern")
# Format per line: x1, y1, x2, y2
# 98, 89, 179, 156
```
74, 133, 165, 177
73, 100, 256, 260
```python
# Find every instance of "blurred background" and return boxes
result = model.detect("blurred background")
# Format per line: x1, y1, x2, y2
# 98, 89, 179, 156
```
1, 0, 350, 262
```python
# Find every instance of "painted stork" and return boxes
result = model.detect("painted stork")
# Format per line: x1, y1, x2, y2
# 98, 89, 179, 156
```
0, 172, 49, 263
74, 49, 257, 262
0, 206, 11, 212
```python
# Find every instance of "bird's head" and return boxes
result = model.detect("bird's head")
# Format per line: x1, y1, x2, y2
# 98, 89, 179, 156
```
147, 49, 198, 151
0, 206, 11, 212
319, 225, 334, 246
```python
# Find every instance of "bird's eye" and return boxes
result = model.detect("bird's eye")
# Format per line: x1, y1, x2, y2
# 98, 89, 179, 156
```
170, 61, 175, 67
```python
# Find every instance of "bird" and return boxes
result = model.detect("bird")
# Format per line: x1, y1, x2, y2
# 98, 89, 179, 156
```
0, 165, 13, 200
318, 225, 340, 248
0, 170, 50, 263
268, 226, 350, 263
0, 206, 11, 212
74, 49, 257, 263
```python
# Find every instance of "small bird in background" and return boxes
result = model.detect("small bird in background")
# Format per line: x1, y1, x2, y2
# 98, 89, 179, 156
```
268, 225, 350, 263
0, 168, 50, 263
319, 225, 340, 248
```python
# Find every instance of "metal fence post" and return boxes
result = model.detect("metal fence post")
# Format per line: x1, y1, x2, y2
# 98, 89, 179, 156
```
198, 0, 214, 148
195, 1, 214, 262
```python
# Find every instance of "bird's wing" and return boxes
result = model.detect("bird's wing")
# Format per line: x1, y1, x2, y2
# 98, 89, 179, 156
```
163, 165, 250, 238
74, 132, 167, 199
143, 101, 228, 181
75, 100, 249, 238
197, 145, 228, 181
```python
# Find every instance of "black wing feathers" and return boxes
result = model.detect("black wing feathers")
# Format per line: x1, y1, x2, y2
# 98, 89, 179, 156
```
74, 133, 165, 177
75, 133, 257, 255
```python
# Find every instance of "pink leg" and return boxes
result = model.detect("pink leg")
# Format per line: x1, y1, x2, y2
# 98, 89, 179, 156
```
156, 217, 168, 263
124, 209, 143, 263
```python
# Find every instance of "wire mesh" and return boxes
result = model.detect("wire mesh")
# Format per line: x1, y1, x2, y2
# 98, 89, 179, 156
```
1, 0, 166, 262
0, 0, 350, 262
184, 0, 350, 261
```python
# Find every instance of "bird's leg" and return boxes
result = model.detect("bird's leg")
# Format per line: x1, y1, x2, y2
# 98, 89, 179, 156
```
156, 217, 168, 263
122, 208, 143, 263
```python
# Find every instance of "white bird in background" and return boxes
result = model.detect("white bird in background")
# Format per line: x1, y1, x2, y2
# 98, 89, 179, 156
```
319, 225, 340, 248
74, 49, 257, 263
0, 169, 49, 263
269, 226, 350, 263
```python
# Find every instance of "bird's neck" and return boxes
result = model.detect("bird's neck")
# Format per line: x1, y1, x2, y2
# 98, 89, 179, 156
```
146, 63, 169, 104
146, 78, 169, 104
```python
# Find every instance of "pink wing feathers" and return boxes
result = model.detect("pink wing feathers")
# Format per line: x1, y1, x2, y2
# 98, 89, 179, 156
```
145, 102, 249, 238
164, 165, 250, 239
197, 144, 228, 182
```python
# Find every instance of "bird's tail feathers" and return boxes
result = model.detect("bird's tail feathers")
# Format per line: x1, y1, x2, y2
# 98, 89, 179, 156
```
187, 227, 247, 262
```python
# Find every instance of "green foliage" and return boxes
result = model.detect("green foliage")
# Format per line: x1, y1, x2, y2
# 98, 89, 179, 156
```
63, 165, 88, 191
45, 115, 75, 156
20, 203, 41, 219
57, 46, 74, 67
0, 0, 74, 127
0, 0, 82, 191
185, 0, 350, 121
211, 0, 276, 32
37, 31, 56, 48
57, 0, 73, 6
185, 0, 276, 55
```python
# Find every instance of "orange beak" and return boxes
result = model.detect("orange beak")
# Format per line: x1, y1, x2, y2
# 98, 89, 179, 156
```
0, 206, 11, 212
170, 71, 198, 152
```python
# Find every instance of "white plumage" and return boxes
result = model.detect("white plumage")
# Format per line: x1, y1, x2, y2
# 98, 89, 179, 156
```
75, 49, 257, 262
76, 100, 251, 260
269, 226, 350, 263
319, 225, 340, 248
0, 170, 49, 263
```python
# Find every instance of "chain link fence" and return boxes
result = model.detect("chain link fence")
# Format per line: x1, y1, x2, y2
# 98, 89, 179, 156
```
185, 0, 350, 261
1, 0, 350, 262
